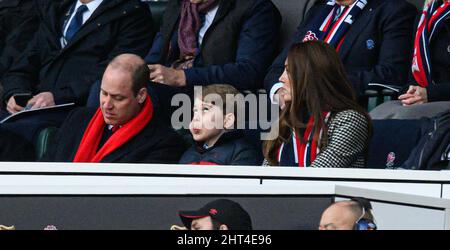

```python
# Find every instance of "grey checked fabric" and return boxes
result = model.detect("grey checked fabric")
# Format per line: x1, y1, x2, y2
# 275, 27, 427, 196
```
263, 110, 370, 168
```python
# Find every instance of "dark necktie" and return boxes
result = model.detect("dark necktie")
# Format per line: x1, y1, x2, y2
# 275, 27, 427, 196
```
111, 125, 120, 133
98, 126, 117, 151
65, 4, 89, 42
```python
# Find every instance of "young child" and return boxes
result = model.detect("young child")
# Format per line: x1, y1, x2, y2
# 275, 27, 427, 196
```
179, 84, 262, 166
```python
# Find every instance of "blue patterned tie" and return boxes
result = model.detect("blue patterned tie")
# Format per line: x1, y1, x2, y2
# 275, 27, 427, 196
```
65, 4, 89, 42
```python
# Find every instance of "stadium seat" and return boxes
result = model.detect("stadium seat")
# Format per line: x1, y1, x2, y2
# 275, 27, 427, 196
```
36, 127, 58, 161
367, 119, 424, 169
271, 0, 316, 50
406, 0, 424, 9
142, 0, 168, 31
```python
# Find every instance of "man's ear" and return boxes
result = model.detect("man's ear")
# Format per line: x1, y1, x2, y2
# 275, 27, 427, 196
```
223, 113, 235, 130
137, 88, 147, 104
219, 224, 229, 230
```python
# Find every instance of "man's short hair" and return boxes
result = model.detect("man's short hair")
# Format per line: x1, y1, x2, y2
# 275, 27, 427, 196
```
348, 200, 375, 222
108, 54, 149, 96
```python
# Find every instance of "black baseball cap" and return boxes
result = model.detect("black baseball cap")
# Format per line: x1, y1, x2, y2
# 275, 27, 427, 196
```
179, 199, 252, 230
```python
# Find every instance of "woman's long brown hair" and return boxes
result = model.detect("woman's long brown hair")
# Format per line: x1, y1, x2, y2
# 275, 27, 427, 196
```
263, 41, 372, 166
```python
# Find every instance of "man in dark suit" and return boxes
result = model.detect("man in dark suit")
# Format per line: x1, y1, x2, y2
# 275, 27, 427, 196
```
0, 0, 39, 78
264, 0, 417, 108
43, 54, 185, 163
0, 0, 155, 142
0, 129, 35, 161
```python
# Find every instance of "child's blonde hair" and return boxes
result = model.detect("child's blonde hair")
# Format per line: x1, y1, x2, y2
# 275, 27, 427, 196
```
198, 84, 243, 117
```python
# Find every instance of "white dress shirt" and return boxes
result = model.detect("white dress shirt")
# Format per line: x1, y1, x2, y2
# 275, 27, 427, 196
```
61, 0, 104, 48
198, 5, 219, 46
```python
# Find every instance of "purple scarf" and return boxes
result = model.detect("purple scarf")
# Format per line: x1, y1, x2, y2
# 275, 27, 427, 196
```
178, 0, 219, 61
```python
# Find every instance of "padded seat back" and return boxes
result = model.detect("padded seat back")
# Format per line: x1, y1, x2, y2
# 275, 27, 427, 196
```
271, 0, 316, 50
36, 127, 59, 161
367, 119, 424, 169
142, 0, 168, 31
406, 0, 423, 10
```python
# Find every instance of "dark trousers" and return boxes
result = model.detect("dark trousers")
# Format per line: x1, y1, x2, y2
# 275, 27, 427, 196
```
0, 127, 35, 161
0, 109, 70, 145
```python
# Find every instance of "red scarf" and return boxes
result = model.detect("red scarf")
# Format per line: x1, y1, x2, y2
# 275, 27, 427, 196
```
412, 0, 450, 87
277, 112, 331, 167
302, 0, 367, 52
73, 96, 154, 163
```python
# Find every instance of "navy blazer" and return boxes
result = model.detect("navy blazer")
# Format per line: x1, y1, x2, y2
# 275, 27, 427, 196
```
145, 0, 281, 91
264, 0, 417, 96
0, 0, 39, 78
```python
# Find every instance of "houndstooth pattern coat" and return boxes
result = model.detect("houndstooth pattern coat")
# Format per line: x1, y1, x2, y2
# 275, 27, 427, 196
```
264, 110, 370, 168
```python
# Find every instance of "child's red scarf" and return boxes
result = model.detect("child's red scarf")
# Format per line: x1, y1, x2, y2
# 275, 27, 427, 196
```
73, 96, 153, 163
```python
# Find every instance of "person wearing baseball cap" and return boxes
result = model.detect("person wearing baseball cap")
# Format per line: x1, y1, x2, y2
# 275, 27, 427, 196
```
178, 199, 253, 230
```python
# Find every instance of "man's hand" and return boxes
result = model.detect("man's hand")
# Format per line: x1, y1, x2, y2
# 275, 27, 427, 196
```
148, 64, 186, 87
28, 92, 55, 109
6, 96, 24, 114
398, 85, 428, 106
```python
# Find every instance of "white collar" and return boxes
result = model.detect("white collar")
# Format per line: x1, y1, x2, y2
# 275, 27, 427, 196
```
74, 0, 103, 13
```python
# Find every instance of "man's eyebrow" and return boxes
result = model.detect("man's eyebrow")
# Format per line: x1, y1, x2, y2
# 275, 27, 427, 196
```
101, 89, 123, 98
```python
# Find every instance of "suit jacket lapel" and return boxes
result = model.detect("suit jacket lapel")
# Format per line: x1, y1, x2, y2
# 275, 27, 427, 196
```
338, 1, 376, 60
60, 0, 121, 53
209, 0, 234, 28
160, 0, 182, 63
198, 0, 234, 50
0, 0, 20, 9
100, 122, 158, 163
51, 0, 74, 39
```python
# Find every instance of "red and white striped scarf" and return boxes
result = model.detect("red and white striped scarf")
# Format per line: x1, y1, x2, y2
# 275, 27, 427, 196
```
412, 0, 450, 87
302, 0, 368, 51
277, 112, 331, 167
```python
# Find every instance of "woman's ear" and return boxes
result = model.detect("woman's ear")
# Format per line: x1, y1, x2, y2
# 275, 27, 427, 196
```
223, 113, 236, 130
219, 224, 229, 230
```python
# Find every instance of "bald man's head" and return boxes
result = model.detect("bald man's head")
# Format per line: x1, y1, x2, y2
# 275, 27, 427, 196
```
100, 54, 149, 126
106, 54, 149, 96
319, 201, 363, 230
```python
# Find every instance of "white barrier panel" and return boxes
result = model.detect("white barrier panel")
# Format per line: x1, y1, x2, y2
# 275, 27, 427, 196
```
2, 162, 450, 230
335, 186, 450, 230
0, 162, 448, 197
